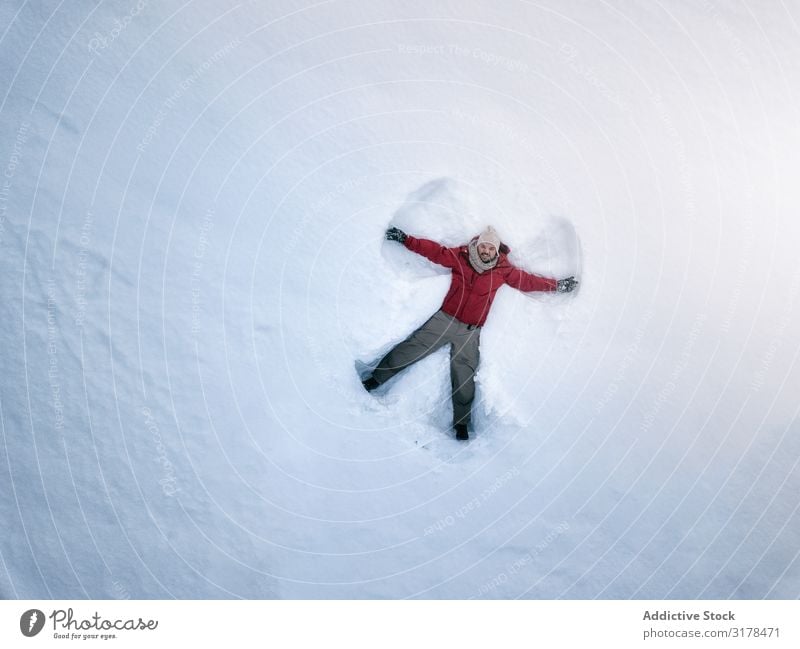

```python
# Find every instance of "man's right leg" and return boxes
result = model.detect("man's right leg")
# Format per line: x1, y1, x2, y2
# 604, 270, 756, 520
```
370, 311, 451, 386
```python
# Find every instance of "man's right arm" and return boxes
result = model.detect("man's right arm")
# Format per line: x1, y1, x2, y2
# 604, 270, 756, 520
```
403, 235, 461, 269
386, 227, 460, 268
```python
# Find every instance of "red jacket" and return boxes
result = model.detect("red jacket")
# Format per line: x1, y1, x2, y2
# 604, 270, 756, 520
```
404, 235, 557, 326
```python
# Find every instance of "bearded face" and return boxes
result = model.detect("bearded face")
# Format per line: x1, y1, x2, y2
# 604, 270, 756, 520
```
477, 242, 497, 262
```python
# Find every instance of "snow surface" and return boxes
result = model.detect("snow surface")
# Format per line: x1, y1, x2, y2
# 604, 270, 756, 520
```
1, 0, 800, 599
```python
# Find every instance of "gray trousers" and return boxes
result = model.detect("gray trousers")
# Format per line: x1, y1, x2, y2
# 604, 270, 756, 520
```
372, 310, 481, 427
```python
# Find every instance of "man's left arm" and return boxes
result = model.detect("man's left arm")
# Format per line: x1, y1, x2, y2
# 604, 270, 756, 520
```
503, 265, 559, 293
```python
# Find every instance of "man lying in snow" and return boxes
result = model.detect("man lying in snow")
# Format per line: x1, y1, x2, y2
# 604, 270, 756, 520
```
362, 225, 579, 440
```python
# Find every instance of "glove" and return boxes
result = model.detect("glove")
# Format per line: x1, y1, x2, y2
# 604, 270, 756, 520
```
556, 276, 579, 293
385, 227, 407, 243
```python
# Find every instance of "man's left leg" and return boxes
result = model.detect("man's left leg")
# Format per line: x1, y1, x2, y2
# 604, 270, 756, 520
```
450, 326, 481, 438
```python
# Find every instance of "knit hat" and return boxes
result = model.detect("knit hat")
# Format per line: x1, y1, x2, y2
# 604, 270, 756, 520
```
477, 226, 501, 251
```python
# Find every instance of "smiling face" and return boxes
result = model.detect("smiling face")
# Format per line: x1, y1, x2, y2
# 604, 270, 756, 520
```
477, 242, 497, 262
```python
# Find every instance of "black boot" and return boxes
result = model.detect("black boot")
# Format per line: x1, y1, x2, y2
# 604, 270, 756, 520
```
454, 423, 469, 441
362, 376, 380, 392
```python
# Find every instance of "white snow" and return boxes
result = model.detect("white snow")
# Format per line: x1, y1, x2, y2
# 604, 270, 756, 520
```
1, 0, 799, 599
